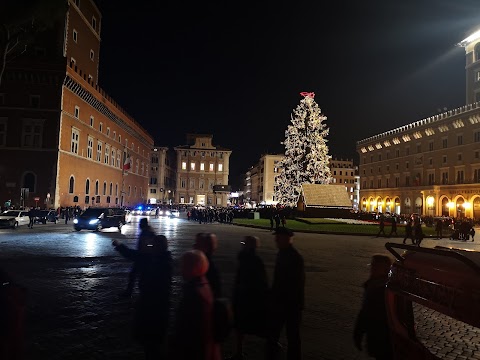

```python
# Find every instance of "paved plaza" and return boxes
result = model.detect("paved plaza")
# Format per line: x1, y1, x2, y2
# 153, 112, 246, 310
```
1, 216, 480, 359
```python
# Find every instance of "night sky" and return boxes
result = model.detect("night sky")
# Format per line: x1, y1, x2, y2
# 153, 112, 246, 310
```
96, 0, 480, 188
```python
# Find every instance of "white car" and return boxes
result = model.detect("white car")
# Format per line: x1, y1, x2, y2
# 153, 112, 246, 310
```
0, 210, 30, 228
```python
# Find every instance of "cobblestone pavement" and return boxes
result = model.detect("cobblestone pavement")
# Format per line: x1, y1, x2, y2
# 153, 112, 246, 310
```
1, 217, 479, 360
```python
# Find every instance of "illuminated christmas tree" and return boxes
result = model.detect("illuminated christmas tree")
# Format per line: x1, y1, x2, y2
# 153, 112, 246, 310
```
275, 92, 332, 206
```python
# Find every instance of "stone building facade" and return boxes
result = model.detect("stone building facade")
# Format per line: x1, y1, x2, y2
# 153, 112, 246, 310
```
174, 134, 231, 206
244, 154, 283, 206
0, 0, 153, 209
329, 158, 360, 209
148, 146, 176, 205
356, 29, 480, 219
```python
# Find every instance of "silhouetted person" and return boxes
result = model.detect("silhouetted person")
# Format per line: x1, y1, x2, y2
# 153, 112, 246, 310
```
388, 217, 397, 237
121, 218, 156, 297
194, 232, 222, 298
113, 235, 172, 359
471, 227, 476, 242
268, 208, 274, 230
28, 208, 35, 228
414, 221, 424, 247
170, 250, 220, 360
0, 267, 27, 360
274, 211, 281, 230
266, 227, 305, 360
64, 207, 70, 224
376, 217, 386, 237
354, 255, 393, 360
435, 219, 443, 239
403, 221, 414, 245
228, 236, 268, 360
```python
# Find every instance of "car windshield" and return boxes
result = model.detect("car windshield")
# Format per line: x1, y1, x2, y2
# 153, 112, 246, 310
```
80, 209, 104, 218
2, 211, 19, 216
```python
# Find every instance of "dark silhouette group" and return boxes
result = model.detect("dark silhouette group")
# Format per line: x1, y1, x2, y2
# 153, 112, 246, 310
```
113, 218, 305, 360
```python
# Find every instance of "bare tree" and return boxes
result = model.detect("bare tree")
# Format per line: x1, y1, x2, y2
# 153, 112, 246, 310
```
0, 0, 67, 87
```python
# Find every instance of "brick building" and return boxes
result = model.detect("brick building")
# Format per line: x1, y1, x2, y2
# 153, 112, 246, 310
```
356, 28, 480, 218
174, 134, 231, 206
0, 0, 153, 209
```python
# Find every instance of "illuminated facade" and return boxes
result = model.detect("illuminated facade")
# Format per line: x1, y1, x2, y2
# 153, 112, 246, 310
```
244, 154, 283, 205
148, 147, 176, 204
356, 28, 480, 218
329, 158, 360, 209
174, 134, 231, 206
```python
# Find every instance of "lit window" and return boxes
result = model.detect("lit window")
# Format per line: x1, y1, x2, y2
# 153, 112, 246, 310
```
182, 161, 187, 170
191, 162, 195, 171
71, 128, 79, 154
218, 163, 223, 172
200, 162, 205, 171
209, 163, 214, 171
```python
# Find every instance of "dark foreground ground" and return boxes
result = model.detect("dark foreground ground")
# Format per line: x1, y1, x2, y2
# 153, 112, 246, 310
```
1, 216, 479, 360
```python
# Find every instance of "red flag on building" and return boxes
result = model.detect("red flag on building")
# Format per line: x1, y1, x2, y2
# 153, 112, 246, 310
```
123, 155, 131, 171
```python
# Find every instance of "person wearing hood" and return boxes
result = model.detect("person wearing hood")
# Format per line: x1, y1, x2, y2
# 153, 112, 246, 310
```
113, 234, 172, 360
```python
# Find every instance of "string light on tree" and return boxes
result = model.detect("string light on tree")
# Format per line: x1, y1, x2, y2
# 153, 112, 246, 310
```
275, 92, 332, 206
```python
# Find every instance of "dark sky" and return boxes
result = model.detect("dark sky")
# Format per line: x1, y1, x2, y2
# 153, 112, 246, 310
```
96, 0, 480, 188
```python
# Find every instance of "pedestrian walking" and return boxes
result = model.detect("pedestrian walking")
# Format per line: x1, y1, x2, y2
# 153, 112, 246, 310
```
194, 233, 222, 298
388, 216, 397, 237
120, 218, 156, 298
64, 207, 70, 225
403, 221, 414, 245
170, 250, 221, 360
266, 227, 305, 360
435, 219, 443, 239
376, 217, 386, 237
227, 236, 269, 360
112, 234, 172, 360
414, 221, 424, 247
28, 208, 35, 228
353, 255, 393, 360
274, 211, 281, 231
471, 227, 476, 242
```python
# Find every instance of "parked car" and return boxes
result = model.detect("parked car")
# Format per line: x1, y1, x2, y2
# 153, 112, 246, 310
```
35, 210, 58, 224
0, 210, 30, 228
73, 208, 127, 231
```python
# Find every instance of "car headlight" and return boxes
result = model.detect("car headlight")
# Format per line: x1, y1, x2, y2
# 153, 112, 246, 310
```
73, 219, 78, 224
159, 211, 163, 215
89, 219, 99, 225
166, 211, 171, 216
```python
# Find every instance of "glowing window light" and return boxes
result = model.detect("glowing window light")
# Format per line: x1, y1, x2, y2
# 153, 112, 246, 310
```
452, 119, 464, 129
383, 140, 391, 147
469, 115, 480, 124
361, 147, 367, 153
438, 125, 449, 132
402, 134, 411, 142
375, 143, 382, 149
425, 128, 435, 136
368, 145, 375, 151
413, 132, 422, 139
392, 138, 401, 145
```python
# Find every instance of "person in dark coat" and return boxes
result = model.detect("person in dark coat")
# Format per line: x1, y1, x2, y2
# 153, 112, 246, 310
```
376, 217, 386, 237
228, 236, 268, 360
388, 216, 397, 237
266, 227, 305, 360
194, 232, 222, 298
435, 219, 443, 239
403, 221, 414, 245
170, 250, 221, 360
113, 234, 172, 360
354, 255, 393, 360
414, 221, 424, 247
28, 208, 35, 228
121, 218, 156, 297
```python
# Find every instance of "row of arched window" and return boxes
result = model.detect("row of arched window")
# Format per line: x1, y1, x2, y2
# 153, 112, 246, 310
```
68, 176, 142, 197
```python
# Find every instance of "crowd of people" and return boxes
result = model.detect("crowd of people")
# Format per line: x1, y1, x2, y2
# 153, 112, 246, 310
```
111, 218, 305, 360
187, 207, 236, 224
